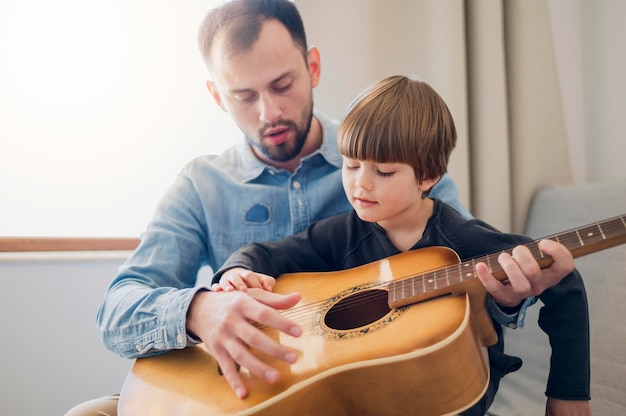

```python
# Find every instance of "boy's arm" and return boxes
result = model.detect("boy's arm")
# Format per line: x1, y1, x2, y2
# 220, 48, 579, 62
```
538, 269, 590, 401
475, 238, 590, 404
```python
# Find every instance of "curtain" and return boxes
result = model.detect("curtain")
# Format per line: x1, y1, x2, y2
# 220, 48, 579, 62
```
468, 0, 572, 233
298, 0, 574, 234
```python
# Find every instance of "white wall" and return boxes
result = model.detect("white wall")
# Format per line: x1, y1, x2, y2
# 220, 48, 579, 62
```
0, 256, 133, 415
0, 0, 236, 238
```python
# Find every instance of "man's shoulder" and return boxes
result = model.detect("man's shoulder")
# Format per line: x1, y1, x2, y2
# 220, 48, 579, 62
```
182, 142, 248, 175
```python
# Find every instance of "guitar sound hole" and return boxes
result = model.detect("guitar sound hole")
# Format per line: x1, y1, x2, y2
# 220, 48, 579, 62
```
324, 289, 390, 330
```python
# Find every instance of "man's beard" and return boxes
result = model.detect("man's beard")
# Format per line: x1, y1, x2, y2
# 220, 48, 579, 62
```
246, 105, 314, 163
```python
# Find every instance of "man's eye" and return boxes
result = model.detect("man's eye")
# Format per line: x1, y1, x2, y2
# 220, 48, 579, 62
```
273, 83, 291, 93
233, 93, 256, 103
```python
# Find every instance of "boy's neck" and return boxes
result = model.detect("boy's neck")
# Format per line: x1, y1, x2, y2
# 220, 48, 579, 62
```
382, 198, 434, 252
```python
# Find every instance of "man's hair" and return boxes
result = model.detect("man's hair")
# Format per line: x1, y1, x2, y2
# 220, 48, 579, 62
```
197, 0, 308, 71
338, 75, 457, 183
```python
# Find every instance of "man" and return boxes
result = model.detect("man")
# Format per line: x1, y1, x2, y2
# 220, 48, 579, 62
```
66, 1, 590, 415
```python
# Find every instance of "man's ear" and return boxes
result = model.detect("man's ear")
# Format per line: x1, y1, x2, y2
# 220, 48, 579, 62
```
206, 80, 226, 112
306, 46, 321, 89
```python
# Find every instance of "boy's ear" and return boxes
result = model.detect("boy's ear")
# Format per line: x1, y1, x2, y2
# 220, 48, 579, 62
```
206, 80, 227, 112
419, 176, 442, 194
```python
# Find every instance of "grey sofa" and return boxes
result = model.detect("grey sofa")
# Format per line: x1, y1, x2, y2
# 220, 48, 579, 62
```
488, 179, 626, 415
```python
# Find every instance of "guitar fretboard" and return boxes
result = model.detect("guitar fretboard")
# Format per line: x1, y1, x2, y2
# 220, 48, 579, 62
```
388, 214, 626, 308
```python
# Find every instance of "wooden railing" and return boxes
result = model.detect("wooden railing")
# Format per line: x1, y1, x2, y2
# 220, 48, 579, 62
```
0, 237, 140, 252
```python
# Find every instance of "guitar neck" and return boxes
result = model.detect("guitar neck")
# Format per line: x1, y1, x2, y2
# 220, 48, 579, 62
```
388, 214, 626, 309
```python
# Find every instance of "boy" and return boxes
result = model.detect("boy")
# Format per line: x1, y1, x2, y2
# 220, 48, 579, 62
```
212, 75, 590, 414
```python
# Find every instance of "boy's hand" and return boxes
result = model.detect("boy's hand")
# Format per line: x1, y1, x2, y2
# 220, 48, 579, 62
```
211, 267, 276, 292
545, 398, 591, 416
475, 239, 575, 308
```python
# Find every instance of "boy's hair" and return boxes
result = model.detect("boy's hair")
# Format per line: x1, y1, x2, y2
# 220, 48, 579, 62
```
338, 75, 457, 183
197, 0, 308, 72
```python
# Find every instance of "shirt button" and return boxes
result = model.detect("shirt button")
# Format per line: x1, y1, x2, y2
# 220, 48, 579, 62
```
177, 334, 184, 344
507, 323, 517, 329
135, 344, 142, 351
292, 181, 301, 189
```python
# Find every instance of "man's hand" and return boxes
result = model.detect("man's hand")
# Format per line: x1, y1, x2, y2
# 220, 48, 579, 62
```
186, 288, 302, 399
211, 267, 276, 292
546, 397, 592, 416
475, 239, 575, 308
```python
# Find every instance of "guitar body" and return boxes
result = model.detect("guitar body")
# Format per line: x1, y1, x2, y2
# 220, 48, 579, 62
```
120, 247, 490, 415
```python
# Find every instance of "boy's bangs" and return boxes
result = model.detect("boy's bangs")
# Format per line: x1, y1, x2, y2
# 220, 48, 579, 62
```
339, 106, 403, 164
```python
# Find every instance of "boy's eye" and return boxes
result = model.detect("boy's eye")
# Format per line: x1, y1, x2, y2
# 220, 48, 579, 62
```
342, 158, 360, 170
376, 170, 394, 177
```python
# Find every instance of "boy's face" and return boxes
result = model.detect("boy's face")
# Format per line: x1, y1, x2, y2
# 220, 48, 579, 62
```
206, 19, 320, 165
341, 157, 438, 229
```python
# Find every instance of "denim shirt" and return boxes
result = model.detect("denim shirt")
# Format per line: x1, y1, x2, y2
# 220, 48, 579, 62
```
96, 112, 527, 359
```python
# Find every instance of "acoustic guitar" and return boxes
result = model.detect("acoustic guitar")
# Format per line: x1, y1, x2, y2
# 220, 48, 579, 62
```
119, 214, 626, 416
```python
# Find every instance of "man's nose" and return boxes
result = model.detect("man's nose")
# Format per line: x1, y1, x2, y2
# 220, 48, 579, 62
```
258, 94, 282, 124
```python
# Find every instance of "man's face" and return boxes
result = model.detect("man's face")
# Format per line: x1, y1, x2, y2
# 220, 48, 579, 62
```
207, 20, 320, 164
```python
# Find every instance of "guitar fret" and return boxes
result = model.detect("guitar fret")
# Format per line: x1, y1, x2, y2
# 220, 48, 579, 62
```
575, 228, 584, 247
401, 278, 406, 299
582, 224, 607, 247
462, 260, 474, 280
424, 272, 434, 293
472, 259, 477, 279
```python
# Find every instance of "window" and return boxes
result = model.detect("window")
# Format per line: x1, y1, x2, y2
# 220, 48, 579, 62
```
0, 0, 238, 237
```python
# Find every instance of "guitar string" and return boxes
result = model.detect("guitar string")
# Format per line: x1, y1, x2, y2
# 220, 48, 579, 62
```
272, 227, 615, 326
277, 224, 618, 322
255, 218, 625, 333
278, 217, 625, 322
